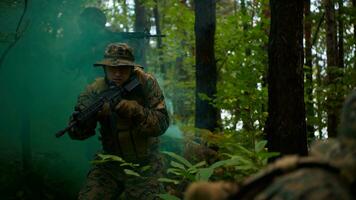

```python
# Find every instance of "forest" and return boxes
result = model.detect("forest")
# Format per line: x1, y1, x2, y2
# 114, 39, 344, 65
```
0, 0, 355, 199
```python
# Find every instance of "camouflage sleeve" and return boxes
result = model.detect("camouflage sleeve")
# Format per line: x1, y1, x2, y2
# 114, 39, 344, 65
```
68, 85, 98, 140
138, 74, 169, 137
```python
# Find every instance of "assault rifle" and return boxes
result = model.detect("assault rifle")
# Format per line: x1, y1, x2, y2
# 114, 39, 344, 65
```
113, 28, 165, 40
55, 77, 140, 138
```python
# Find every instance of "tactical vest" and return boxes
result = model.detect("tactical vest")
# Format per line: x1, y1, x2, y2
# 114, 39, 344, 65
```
89, 75, 160, 163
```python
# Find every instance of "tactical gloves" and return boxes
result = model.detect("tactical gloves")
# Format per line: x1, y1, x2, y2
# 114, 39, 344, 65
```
97, 102, 112, 119
115, 99, 145, 121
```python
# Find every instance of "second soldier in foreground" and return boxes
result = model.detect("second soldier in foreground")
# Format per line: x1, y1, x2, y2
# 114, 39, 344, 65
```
68, 43, 169, 199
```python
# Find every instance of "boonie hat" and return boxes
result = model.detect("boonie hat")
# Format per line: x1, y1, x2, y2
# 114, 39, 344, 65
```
94, 43, 135, 67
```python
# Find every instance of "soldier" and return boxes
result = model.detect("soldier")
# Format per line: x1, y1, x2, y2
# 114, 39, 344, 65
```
68, 43, 169, 200
67, 7, 118, 82
185, 89, 356, 200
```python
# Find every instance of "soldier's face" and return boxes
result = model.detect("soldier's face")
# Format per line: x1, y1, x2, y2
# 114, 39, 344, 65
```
105, 66, 132, 86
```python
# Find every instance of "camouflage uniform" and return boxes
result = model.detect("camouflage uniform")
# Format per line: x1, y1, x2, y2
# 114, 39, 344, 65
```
185, 90, 356, 200
69, 43, 169, 200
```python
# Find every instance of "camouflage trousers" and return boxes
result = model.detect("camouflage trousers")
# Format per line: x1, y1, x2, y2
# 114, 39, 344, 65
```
78, 155, 164, 200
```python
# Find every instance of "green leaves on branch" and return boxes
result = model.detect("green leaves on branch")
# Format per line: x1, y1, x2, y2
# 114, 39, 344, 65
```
91, 153, 150, 177
160, 143, 279, 185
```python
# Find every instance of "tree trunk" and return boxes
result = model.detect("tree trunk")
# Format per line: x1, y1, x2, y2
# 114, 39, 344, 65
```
121, 0, 129, 32
353, 0, 356, 49
304, 0, 315, 141
134, 0, 148, 66
153, 0, 164, 74
338, 0, 344, 70
240, 0, 254, 131
325, 0, 339, 137
265, 0, 307, 156
353, 0, 356, 76
194, 0, 218, 132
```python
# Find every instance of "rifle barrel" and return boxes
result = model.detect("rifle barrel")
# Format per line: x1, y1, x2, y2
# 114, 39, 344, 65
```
55, 122, 75, 138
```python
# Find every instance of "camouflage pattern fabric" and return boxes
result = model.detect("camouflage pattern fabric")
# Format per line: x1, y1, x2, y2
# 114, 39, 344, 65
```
68, 66, 169, 199
233, 155, 353, 200
68, 66, 169, 160
78, 153, 164, 200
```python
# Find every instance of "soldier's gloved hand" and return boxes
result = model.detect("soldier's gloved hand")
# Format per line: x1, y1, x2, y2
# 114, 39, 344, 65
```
115, 99, 145, 120
97, 101, 111, 120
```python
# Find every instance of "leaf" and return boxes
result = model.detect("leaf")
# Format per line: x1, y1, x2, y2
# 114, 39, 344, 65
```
140, 165, 151, 172
257, 151, 280, 160
158, 178, 180, 185
123, 169, 141, 177
255, 140, 267, 152
167, 168, 184, 176
187, 167, 198, 174
120, 163, 140, 168
235, 165, 256, 171
97, 153, 125, 162
162, 151, 193, 168
230, 156, 253, 166
209, 160, 228, 169
171, 161, 186, 171
156, 193, 181, 200
195, 168, 214, 181
192, 161, 206, 168
236, 145, 253, 156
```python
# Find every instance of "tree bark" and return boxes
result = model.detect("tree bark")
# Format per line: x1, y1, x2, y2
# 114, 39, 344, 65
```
325, 0, 339, 137
134, 0, 148, 66
265, 0, 307, 156
353, 0, 356, 75
304, 0, 315, 140
338, 0, 344, 70
353, 0, 356, 49
153, 0, 164, 74
194, 0, 218, 132
121, 0, 129, 32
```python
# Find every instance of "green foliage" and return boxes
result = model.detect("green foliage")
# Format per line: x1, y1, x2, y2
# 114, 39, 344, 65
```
160, 151, 212, 182
201, 131, 279, 178
157, 193, 181, 200
158, 139, 278, 197
215, 0, 269, 132
92, 153, 150, 177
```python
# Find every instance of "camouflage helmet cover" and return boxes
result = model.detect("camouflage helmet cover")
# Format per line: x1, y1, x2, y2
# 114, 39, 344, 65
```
94, 43, 135, 67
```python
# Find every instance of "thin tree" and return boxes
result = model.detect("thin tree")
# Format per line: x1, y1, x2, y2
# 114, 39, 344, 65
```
134, 0, 148, 66
194, 0, 218, 132
338, 0, 344, 70
121, 0, 129, 32
325, 0, 339, 137
264, 0, 308, 156
353, 0, 356, 76
304, 0, 315, 140
153, 0, 164, 74
353, 0, 356, 51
